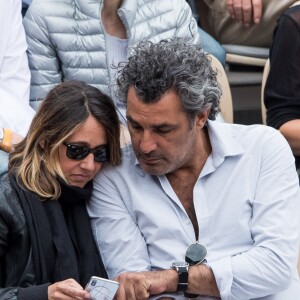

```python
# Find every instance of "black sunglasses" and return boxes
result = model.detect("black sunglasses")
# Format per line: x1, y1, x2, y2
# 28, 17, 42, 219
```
63, 142, 109, 162
185, 242, 207, 266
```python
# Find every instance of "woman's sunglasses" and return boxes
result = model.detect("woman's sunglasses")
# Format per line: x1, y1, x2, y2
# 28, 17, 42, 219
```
63, 142, 109, 162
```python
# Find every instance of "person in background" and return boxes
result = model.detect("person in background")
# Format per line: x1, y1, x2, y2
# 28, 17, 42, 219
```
0, 81, 121, 299
22, 0, 32, 16
23, 0, 199, 123
264, 3, 300, 172
0, 0, 33, 175
195, 0, 296, 47
186, 0, 226, 66
88, 39, 300, 300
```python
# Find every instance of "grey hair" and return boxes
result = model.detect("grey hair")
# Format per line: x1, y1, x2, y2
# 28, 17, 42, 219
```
116, 38, 222, 121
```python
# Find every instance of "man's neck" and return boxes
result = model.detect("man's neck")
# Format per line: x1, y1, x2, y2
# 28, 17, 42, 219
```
166, 128, 211, 240
168, 127, 211, 180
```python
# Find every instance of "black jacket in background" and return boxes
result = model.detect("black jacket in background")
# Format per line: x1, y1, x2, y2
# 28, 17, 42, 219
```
264, 5, 300, 166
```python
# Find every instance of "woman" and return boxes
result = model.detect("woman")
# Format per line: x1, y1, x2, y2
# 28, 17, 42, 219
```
0, 81, 121, 299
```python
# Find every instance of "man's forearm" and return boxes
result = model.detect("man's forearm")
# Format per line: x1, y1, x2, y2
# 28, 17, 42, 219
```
115, 267, 220, 300
188, 264, 220, 297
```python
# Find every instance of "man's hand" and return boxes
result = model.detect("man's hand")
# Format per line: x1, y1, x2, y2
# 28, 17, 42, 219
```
48, 278, 91, 300
226, 0, 262, 27
114, 270, 178, 300
114, 265, 220, 300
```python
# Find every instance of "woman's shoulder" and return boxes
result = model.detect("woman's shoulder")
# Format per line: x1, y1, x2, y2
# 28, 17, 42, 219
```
0, 174, 13, 200
0, 174, 26, 227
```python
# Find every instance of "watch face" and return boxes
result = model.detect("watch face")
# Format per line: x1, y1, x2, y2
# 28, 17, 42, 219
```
172, 262, 189, 268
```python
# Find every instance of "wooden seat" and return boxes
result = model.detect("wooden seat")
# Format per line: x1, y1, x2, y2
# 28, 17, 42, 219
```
260, 59, 270, 125
209, 54, 233, 123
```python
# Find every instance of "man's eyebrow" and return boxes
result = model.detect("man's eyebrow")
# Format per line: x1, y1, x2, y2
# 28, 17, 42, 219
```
126, 116, 136, 123
127, 116, 177, 129
153, 123, 176, 129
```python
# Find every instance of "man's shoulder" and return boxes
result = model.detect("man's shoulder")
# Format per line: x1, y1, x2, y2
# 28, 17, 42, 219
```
209, 121, 287, 152
210, 120, 279, 139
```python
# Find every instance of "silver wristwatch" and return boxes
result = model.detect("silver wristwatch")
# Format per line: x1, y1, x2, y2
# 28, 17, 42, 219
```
171, 261, 189, 292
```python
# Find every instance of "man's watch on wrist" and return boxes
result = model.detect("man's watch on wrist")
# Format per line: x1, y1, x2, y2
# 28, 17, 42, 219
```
171, 261, 189, 292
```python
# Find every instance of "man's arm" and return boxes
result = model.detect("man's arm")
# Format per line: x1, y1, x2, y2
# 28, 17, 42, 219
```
114, 265, 220, 300
87, 166, 151, 279
208, 128, 300, 299
226, 0, 262, 27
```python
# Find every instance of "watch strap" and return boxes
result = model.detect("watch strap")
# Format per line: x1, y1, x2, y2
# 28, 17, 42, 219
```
177, 270, 189, 291
172, 262, 189, 292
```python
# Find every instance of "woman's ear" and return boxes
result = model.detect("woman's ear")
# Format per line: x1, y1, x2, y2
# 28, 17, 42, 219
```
39, 140, 45, 149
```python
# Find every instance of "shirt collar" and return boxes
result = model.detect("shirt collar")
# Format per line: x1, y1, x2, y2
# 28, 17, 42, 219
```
206, 120, 244, 159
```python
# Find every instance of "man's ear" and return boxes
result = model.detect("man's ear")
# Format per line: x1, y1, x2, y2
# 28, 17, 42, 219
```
195, 109, 210, 129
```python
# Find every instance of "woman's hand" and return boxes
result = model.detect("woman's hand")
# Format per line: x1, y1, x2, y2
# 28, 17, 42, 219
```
48, 278, 91, 300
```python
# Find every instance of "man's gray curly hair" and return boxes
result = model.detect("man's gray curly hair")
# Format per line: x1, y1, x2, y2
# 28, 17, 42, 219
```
116, 38, 222, 121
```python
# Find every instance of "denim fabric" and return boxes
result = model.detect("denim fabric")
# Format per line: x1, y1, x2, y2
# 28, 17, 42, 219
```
198, 27, 226, 67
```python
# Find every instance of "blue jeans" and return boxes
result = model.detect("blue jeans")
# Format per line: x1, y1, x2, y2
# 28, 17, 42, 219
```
0, 151, 9, 177
198, 27, 226, 67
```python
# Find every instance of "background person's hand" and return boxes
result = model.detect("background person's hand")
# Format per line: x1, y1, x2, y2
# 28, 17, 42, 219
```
48, 278, 91, 300
226, 0, 262, 27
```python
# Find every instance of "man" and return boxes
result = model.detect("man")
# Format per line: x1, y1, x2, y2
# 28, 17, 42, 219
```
87, 39, 300, 299
195, 0, 296, 47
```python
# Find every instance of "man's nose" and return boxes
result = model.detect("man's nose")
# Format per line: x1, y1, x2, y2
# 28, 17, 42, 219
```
139, 131, 157, 154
